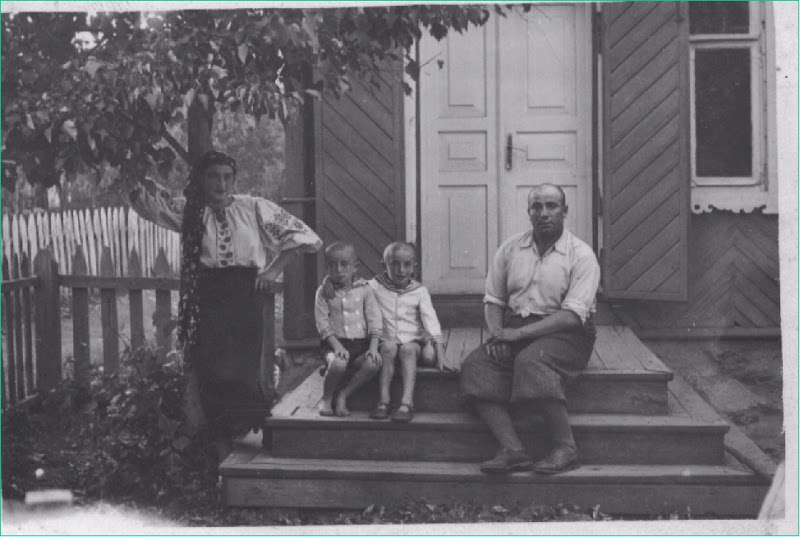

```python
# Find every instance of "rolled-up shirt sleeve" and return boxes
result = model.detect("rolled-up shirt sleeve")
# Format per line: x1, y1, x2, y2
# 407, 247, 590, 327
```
314, 287, 335, 340
560, 248, 601, 324
363, 287, 383, 339
419, 288, 444, 344
128, 178, 185, 233
255, 198, 322, 254
483, 244, 509, 308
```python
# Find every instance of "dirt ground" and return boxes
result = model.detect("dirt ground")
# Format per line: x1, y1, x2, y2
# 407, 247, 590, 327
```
644, 338, 784, 462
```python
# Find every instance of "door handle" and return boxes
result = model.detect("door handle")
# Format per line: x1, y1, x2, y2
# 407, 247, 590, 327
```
505, 134, 513, 171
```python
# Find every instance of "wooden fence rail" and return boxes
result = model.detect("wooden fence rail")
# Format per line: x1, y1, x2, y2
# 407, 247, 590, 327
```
2, 247, 278, 407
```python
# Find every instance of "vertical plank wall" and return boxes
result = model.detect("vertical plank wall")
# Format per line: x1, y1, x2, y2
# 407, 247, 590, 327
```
601, 2, 691, 301
314, 61, 405, 278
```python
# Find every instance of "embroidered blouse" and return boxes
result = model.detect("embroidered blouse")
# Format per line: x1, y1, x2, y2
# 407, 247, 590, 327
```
128, 178, 322, 271
314, 283, 383, 341
368, 279, 444, 345
484, 229, 600, 324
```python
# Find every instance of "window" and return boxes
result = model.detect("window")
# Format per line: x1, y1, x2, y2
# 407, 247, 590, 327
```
689, 2, 765, 188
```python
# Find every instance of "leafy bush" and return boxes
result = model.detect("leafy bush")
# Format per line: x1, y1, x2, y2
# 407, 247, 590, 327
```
3, 346, 219, 504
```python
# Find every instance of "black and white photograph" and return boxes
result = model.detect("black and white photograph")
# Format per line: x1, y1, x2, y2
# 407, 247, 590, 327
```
0, 1, 797, 533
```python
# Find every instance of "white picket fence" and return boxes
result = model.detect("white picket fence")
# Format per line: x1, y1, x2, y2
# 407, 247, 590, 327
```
2, 207, 181, 280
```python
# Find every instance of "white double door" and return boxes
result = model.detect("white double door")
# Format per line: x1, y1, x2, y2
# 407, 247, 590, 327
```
420, 4, 592, 294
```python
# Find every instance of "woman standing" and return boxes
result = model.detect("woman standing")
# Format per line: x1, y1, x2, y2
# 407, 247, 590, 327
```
128, 150, 321, 453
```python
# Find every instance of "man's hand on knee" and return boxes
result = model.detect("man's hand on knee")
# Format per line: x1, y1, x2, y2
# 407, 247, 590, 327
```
485, 340, 512, 361
490, 328, 523, 343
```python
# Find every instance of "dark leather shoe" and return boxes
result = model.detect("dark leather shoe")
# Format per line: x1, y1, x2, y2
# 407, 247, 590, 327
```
480, 447, 534, 474
532, 444, 580, 474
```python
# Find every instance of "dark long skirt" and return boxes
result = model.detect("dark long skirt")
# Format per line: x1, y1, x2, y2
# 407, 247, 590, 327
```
189, 267, 271, 438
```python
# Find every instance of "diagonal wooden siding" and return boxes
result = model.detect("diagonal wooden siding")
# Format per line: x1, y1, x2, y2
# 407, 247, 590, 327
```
602, 2, 690, 301
613, 213, 780, 330
315, 67, 404, 277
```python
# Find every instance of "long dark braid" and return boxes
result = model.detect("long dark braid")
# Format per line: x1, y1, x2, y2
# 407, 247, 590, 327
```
177, 150, 237, 354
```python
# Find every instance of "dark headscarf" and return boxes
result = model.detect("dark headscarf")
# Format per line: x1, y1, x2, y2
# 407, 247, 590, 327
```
177, 150, 238, 354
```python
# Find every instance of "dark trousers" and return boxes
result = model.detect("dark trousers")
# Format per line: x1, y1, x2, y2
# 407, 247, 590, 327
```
460, 315, 596, 404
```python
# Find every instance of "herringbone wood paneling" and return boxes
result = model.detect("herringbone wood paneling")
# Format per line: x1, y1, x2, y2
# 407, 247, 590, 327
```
602, 2, 690, 301
615, 214, 780, 330
315, 64, 405, 277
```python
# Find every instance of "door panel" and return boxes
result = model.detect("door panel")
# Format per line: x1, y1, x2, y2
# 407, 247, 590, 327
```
420, 6, 592, 294
499, 4, 592, 244
420, 24, 498, 294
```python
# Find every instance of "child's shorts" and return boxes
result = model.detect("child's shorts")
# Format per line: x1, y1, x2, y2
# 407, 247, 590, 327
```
319, 338, 371, 375
379, 339, 432, 364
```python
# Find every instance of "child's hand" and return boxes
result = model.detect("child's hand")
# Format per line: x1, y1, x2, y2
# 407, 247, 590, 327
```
332, 343, 350, 363
321, 277, 337, 300
435, 343, 446, 371
366, 348, 382, 367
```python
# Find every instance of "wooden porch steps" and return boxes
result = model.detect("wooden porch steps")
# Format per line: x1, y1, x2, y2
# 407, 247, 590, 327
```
220, 326, 772, 516
222, 443, 765, 516
266, 410, 727, 465
347, 368, 673, 415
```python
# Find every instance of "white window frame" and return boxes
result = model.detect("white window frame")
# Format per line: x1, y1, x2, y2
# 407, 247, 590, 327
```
689, 2, 765, 188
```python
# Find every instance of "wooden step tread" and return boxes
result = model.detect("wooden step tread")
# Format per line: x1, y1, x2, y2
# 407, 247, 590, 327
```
411, 367, 672, 380
434, 325, 674, 374
222, 456, 768, 515
276, 366, 673, 417
267, 410, 729, 433
221, 454, 760, 485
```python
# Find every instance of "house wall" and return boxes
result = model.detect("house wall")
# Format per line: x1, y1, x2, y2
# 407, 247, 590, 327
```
283, 3, 792, 340
283, 67, 406, 342
612, 212, 780, 334
611, 3, 793, 335
313, 67, 405, 279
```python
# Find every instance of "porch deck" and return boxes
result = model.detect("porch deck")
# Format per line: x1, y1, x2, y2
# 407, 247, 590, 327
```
221, 325, 775, 516
436, 324, 672, 373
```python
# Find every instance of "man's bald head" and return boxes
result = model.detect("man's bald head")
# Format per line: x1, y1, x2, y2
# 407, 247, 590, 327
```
528, 184, 567, 209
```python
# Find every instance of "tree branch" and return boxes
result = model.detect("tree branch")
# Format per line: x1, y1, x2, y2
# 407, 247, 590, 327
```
117, 110, 191, 164
160, 127, 191, 164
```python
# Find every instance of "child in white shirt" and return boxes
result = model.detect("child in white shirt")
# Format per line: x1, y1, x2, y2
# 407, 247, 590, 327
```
368, 242, 445, 423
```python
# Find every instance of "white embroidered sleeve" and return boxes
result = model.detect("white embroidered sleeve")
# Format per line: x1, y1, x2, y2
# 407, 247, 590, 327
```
128, 178, 185, 233
254, 197, 322, 253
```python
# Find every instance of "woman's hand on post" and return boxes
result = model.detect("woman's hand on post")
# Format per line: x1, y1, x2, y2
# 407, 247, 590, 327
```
255, 268, 280, 292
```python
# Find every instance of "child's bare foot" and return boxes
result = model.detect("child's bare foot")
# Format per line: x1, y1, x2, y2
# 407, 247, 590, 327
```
335, 393, 351, 417
318, 398, 335, 416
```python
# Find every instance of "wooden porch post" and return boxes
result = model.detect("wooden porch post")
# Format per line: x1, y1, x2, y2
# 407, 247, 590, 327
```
33, 249, 62, 391
282, 94, 319, 342
260, 289, 277, 400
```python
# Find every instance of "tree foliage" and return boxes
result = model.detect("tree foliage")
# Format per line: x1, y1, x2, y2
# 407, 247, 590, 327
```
2, 6, 495, 190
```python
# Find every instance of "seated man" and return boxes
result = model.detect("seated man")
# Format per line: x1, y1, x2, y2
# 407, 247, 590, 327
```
460, 184, 600, 474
